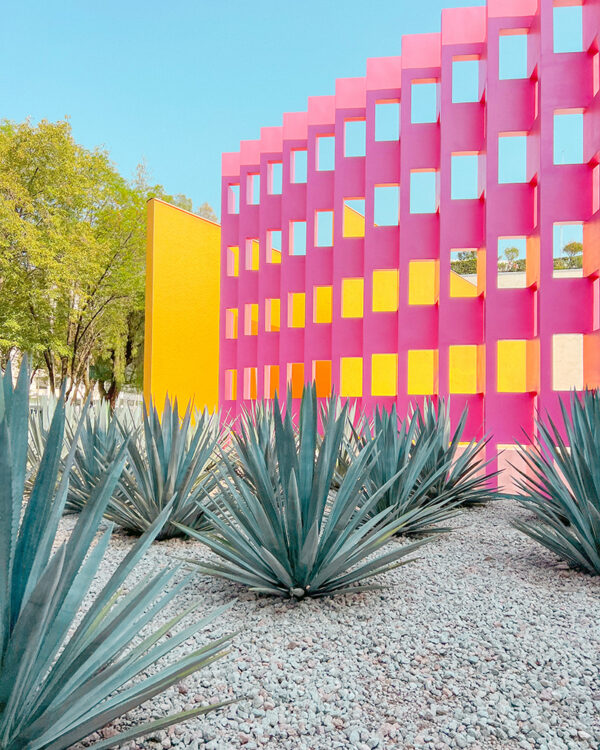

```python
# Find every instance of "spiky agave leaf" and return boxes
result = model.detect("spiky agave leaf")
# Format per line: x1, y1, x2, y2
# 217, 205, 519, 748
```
64, 401, 127, 513
319, 395, 369, 491
107, 397, 221, 540
511, 389, 600, 574
0, 360, 234, 750
412, 398, 497, 507
363, 405, 465, 535
176, 385, 430, 599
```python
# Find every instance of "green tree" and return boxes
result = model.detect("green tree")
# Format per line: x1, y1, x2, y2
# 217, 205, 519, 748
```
562, 240, 583, 269
0, 118, 216, 405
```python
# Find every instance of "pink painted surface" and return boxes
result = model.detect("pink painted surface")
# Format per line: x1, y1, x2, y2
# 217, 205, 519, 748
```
219, 0, 600, 476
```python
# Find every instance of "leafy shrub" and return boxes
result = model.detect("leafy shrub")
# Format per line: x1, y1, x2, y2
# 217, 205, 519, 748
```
178, 388, 429, 599
109, 397, 220, 540
512, 390, 600, 574
0, 362, 233, 749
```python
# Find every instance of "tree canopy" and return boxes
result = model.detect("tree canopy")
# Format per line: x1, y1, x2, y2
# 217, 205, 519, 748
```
0, 118, 216, 403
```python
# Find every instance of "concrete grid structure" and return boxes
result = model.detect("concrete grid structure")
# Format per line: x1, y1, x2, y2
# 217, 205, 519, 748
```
218, 0, 600, 470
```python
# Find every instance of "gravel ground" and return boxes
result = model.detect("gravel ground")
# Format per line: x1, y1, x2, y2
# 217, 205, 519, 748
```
70, 500, 600, 750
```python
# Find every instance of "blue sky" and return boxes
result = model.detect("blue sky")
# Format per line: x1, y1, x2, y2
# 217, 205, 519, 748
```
1, 1, 487, 217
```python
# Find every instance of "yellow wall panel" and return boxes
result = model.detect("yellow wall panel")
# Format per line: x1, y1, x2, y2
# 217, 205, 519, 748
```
371, 353, 398, 396
144, 198, 220, 412
342, 278, 364, 318
372, 270, 399, 312
340, 357, 363, 397
409, 260, 439, 305
314, 286, 332, 323
497, 340, 527, 393
407, 350, 438, 395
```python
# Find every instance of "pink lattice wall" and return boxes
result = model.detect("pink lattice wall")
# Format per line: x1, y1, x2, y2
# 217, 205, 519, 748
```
219, 0, 600, 476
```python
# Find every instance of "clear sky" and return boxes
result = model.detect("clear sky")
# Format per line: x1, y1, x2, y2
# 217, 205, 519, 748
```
0, 1, 486, 218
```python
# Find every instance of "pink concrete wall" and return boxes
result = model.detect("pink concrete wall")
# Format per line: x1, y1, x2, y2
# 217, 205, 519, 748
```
219, 0, 600, 472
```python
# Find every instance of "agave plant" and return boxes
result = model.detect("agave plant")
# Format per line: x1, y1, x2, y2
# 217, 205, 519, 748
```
363, 405, 465, 535
108, 397, 221, 540
27, 396, 61, 487
0, 361, 234, 750
177, 387, 430, 599
512, 389, 600, 574
319, 397, 369, 491
412, 398, 496, 508
64, 402, 126, 513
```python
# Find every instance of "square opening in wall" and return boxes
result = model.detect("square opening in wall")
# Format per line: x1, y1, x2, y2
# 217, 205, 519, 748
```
498, 134, 528, 184
498, 237, 527, 288
291, 149, 307, 183
553, 222, 583, 278
407, 350, 438, 395
243, 367, 258, 400
268, 162, 282, 195
245, 238, 259, 271
342, 278, 364, 318
226, 246, 239, 277
340, 357, 363, 398
552, 334, 583, 390
499, 30, 528, 80
265, 298, 280, 332
227, 184, 240, 214
225, 369, 237, 400
410, 170, 438, 214
452, 58, 480, 103
264, 364, 280, 399
343, 199, 365, 237
449, 344, 482, 394
374, 185, 400, 226
288, 292, 306, 328
451, 153, 480, 199
375, 101, 400, 141
553, 4, 583, 54
554, 111, 584, 165
247, 173, 260, 205
315, 211, 333, 247
450, 249, 480, 298
344, 119, 366, 157
290, 220, 307, 255
267, 230, 282, 264
225, 308, 238, 339
287, 362, 305, 399
313, 285, 332, 323
371, 353, 398, 397
244, 303, 258, 336
316, 135, 335, 171
409, 260, 439, 305
411, 80, 438, 124
372, 269, 399, 312
497, 340, 528, 393
313, 360, 332, 398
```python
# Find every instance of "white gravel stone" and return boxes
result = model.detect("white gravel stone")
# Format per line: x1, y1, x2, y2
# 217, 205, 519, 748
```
70, 501, 600, 749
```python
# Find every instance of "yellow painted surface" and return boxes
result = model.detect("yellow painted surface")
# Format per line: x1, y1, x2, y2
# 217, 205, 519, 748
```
264, 364, 280, 399
449, 345, 483, 394
340, 357, 363, 397
246, 239, 260, 271
342, 278, 364, 318
343, 203, 365, 238
266, 298, 280, 332
450, 270, 478, 298
288, 362, 305, 398
244, 367, 257, 399
314, 285, 332, 323
226, 246, 239, 276
371, 353, 398, 396
409, 260, 439, 305
407, 350, 438, 395
244, 303, 259, 335
288, 292, 306, 328
313, 360, 332, 397
225, 369, 237, 400
497, 340, 527, 393
144, 198, 220, 412
372, 269, 399, 312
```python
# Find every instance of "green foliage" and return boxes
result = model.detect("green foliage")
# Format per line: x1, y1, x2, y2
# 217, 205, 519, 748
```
108, 397, 220, 540
363, 405, 464, 535
177, 388, 429, 599
512, 390, 600, 574
553, 242, 583, 271
414, 399, 496, 508
0, 361, 233, 749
